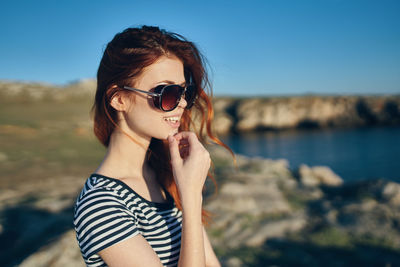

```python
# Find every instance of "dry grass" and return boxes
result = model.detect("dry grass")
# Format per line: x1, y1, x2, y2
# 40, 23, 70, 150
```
0, 90, 105, 188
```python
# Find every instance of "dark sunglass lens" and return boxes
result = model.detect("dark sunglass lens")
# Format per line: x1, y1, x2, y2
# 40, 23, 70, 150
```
161, 85, 182, 111
185, 85, 196, 108
151, 85, 165, 109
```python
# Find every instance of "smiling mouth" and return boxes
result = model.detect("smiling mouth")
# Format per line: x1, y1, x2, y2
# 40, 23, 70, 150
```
163, 116, 181, 128
163, 116, 180, 123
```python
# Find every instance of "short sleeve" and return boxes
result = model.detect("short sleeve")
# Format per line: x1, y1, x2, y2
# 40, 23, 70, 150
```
73, 187, 139, 262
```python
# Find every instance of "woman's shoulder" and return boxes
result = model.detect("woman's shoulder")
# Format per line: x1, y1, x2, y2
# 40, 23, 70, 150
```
73, 174, 141, 262
73, 174, 133, 216
81, 173, 121, 191
75, 174, 120, 199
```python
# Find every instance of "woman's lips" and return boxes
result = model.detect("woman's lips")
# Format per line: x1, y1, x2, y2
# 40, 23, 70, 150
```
164, 119, 180, 128
163, 114, 182, 128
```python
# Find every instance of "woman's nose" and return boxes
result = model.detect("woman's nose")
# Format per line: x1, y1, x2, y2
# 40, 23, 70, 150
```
177, 95, 187, 109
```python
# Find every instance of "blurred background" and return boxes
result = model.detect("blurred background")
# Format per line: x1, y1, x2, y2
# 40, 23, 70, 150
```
1, 0, 399, 266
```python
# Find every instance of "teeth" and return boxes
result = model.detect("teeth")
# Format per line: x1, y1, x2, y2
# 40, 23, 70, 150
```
164, 116, 179, 122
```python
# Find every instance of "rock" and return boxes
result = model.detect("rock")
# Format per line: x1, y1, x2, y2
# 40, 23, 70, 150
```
213, 97, 234, 111
298, 164, 343, 187
236, 99, 263, 131
216, 96, 400, 133
206, 146, 302, 248
244, 213, 307, 247
382, 182, 400, 206
211, 181, 291, 216
336, 200, 397, 239
306, 179, 400, 248
298, 165, 321, 187
212, 112, 233, 135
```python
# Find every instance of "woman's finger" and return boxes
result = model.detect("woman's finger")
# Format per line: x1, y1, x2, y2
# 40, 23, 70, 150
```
168, 135, 182, 166
173, 131, 199, 151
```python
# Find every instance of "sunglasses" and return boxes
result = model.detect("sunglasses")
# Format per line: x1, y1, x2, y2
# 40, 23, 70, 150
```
122, 83, 197, 112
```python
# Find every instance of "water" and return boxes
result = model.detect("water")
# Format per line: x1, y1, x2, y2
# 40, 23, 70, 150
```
220, 126, 400, 182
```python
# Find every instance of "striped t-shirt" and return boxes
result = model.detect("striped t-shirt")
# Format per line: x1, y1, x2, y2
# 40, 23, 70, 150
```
73, 173, 182, 267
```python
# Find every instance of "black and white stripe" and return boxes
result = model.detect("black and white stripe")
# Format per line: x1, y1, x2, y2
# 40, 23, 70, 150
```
73, 174, 182, 267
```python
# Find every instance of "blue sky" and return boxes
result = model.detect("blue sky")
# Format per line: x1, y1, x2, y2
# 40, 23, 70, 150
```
1, 0, 399, 96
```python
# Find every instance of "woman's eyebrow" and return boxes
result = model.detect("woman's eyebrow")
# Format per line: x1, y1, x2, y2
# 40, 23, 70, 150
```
154, 80, 186, 86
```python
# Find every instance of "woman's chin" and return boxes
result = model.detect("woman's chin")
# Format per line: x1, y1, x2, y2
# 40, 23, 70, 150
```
155, 129, 178, 141
169, 128, 179, 135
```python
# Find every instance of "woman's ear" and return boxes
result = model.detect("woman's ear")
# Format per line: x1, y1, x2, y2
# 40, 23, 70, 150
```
110, 91, 129, 112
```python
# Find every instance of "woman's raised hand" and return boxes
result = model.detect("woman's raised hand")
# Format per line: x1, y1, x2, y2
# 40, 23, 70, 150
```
168, 131, 211, 206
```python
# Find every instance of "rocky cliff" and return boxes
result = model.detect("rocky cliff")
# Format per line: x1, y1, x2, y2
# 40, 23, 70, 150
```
206, 146, 400, 266
212, 96, 400, 134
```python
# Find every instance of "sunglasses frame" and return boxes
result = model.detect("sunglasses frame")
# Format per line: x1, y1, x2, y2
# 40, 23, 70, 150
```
122, 83, 197, 112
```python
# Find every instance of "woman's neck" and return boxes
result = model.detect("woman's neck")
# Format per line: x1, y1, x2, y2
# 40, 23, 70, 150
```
94, 130, 151, 180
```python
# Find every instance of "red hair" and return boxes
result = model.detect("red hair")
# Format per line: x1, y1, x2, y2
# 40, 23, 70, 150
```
92, 26, 235, 224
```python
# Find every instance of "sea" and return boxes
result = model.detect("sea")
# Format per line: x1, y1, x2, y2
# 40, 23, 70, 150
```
220, 126, 400, 182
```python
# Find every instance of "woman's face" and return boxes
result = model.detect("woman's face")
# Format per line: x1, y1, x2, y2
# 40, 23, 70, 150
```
120, 55, 188, 141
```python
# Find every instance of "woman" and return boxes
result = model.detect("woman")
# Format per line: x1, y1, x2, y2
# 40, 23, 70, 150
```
73, 26, 234, 267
